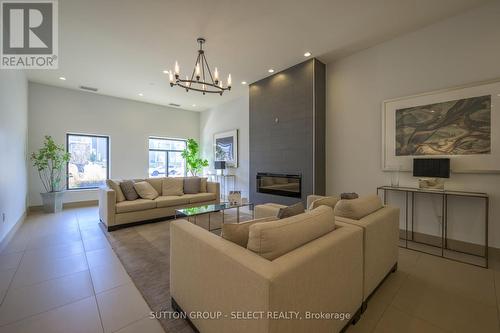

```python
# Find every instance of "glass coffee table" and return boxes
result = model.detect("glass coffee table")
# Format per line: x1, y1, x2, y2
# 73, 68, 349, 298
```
174, 202, 254, 231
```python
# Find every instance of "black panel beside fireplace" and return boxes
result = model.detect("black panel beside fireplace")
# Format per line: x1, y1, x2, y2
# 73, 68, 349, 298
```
256, 173, 301, 198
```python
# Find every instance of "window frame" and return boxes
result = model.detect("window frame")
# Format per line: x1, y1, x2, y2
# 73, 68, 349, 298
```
148, 137, 187, 178
66, 133, 110, 190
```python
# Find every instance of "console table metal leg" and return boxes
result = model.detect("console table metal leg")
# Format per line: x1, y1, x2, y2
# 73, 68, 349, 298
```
444, 194, 448, 250
441, 194, 445, 257
237, 207, 240, 223
208, 213, 211, 231
411, 192, 415, 241
485, 197, 489, 268
405, 191, 408, 248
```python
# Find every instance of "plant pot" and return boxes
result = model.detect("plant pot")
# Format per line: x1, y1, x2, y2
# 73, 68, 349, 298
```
40, 191, 65, 213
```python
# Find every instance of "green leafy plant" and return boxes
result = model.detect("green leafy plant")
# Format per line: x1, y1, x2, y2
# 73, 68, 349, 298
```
181, 138, 209, 176
31, 136, 71, 193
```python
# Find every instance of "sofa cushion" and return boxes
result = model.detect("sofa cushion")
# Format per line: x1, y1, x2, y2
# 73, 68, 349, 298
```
222, 217, 278, 247
145, 178, 164, 194
182, 193, 217, 203
277, 202, 305, 219
199, 177, 208, 193
162, 177, 184, 196
134, 181, 159, 200
247, 206, 336, 261
184, 177, 201, 194
333, 195, 383, 220
106, 179, 126, 202
120, 180, 139, 201
115, 198, 156, 213
154, 196, 190, 208
309, 196, 340, 210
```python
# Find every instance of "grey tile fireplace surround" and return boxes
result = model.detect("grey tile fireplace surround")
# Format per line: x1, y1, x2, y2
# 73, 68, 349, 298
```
249, 58, 326, 206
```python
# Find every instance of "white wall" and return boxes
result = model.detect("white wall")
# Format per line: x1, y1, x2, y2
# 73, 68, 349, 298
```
0, 71, 28, 244
28, 83, 200, 206
326, 2, 500, 247
200, 92, 250, 199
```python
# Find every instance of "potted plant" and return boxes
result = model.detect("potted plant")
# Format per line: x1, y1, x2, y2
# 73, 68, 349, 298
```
31, 135, 71, 213
181, 138, 209, 176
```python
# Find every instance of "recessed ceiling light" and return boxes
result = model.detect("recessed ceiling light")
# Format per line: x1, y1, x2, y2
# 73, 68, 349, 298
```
268, 69, 274, 73
304, 52, 311, 57
138, 93, 144, 97
241, 81, 247, 85
497, 94, 500, 97
59, 77, 66, 81
162, 70, 169, 74
192, 104, 196, 107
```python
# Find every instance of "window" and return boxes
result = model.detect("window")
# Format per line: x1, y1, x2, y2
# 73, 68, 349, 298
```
148, 137, 187, 177
67, 134, 109, 189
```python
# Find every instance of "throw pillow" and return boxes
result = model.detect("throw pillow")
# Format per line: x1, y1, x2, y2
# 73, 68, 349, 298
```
162, 177, 184, 196
106, 179, 126, 202
341, 192, 359, 200
309, 196, 340, 210
184, 177, 201, 194
247, 206, 336, 260
199, 177, 208, 193
133, 181, 159, 200
277, 202, 305, 219
120, 180, 139, 201
221, 217, 278, 247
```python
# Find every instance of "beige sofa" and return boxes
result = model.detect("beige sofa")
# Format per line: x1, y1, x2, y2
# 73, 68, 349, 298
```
334, 196, 399, 309
170, 208, 364, 333
99, 177, 220, 231
254, 195, 399, 311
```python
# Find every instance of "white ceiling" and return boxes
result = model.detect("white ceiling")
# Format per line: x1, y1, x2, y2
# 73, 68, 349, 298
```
27, 0, 490, 111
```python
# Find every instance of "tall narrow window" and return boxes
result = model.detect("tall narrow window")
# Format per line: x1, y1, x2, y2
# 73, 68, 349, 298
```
67, 134, 110, 189
148, 138, 187, 177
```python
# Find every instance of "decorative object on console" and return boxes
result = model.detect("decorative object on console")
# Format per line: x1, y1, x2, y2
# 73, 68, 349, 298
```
228, 190, 242, 205
214, 160, 226, 175
214, 129, 238, 167
168, 38, 231, 95
413, 158, 450, 190
382, 79, 500, 173
31, 136, 71, 213
181, 138, 208, 176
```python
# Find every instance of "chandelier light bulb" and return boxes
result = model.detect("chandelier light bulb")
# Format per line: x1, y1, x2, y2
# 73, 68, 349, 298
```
219, 80, 223, 88
185, 76, 190, 87
196, 63, 201, 76
169, 71, 174, 82
214, 67, 219, 80
227, 74, 232, 87
174, 61, 180, 75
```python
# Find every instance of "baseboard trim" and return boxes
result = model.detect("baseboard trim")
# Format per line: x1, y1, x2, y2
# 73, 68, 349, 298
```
0, 211, 26, 253
399, 229, 495, 257
29, 200, 98, 213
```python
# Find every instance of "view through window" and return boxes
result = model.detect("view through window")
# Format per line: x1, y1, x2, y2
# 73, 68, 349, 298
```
149, 138, 187, 177
67, 134, 109, 189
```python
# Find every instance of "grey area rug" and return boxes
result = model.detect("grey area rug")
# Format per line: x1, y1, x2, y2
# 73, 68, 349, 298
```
102, 209, 253, 333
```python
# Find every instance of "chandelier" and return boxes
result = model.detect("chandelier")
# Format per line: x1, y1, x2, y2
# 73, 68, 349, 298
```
169, 38, 231, 95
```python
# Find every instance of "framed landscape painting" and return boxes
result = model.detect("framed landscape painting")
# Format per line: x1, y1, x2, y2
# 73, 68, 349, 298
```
383, 79, 500, 173
214, 129, 238, 168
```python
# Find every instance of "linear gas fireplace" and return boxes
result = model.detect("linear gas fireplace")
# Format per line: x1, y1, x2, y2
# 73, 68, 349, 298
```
256, 173, 301, 198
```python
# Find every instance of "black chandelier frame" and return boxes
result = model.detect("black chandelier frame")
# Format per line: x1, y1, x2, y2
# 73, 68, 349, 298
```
170, 38, 231, 95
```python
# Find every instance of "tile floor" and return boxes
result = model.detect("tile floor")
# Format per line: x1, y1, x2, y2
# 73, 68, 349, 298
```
0, 206, 163, 333
0, 206, 499, 333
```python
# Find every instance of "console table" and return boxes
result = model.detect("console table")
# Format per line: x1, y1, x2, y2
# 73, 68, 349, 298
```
377, 186, 489, 268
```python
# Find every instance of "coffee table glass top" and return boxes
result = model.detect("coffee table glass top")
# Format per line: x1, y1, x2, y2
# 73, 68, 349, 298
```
175, 202, 252, 217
